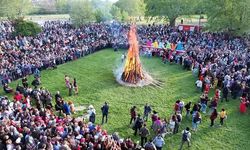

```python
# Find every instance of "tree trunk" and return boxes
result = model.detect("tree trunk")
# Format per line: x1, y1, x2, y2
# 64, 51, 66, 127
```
169, 17, 176, 27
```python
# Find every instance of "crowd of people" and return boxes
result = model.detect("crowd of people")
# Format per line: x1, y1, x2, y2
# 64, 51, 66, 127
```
0, 20, 250, 149
0, 21, 111, 85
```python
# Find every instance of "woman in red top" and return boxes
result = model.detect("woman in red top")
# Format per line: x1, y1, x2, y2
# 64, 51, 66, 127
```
13, 92, 23, 102
130, 106, 137, 124
210, 108, 218, 127
240, 98, 247, 113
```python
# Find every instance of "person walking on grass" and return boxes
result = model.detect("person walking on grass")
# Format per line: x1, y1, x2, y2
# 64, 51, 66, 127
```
139, 123, 150, 147
192, 111, 201, 132
134, 114, 144, 136
130, 106, 137, 124
219, 108, 227, 126
73, 78, 78, 95
210, 108, 218, 127
144, 103, 152, 121
179, 127, 191, 150
184, 102, 191, 117
101, 102, 109, 124
153, 134, 165, 150
68, 83, 73, 96
222, 86, 229, 102
144, 139, 157, 150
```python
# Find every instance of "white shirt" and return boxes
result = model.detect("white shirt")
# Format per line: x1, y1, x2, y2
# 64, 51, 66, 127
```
182, 130, 191, 140
196, 80, 202, 88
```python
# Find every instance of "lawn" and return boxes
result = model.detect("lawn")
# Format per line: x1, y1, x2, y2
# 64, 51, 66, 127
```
2, 49, 250, 150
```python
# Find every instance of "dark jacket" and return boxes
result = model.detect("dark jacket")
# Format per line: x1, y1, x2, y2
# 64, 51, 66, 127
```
101, 104, 109, 115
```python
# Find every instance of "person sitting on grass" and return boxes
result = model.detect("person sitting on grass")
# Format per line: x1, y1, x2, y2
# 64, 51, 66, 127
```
68, 100, 75, 114
3, 83, 13, 93
13, 91, 23, 102
63, 100, 71, 116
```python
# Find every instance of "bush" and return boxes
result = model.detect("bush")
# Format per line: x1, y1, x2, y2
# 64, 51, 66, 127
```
13, 19, 42, 36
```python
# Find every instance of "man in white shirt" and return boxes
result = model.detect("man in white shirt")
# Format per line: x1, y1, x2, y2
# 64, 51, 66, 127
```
179, 127, 191, 150
195, 79, 202, 91
153, 134, 165, 150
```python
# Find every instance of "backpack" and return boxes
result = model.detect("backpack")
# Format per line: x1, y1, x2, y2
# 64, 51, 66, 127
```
182, 131, 189, 141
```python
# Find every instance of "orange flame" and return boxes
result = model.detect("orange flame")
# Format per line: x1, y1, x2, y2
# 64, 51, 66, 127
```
121, 25, 144, 84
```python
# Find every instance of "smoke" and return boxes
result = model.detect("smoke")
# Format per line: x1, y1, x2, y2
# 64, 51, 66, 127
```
114, 66, 155, 88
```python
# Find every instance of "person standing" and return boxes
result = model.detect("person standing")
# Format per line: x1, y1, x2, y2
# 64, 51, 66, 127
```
144, 139, 157, 150
210, 108, 218, 127
134, 114, 144, 136
130, 106, 137, 124
63, 100, 71, 116
184, 102, 191, 117
219, 108, 227, 126
192, 112, 201, 132
101, 102, 109, 124
179, 127, 191, 150
68, 83, 73, 96
22, 76, 28, 88
121, 53, 126, 63
143, 103, 152, 121
88, 105, 96, 123
139, 124, 150, 147
153, 134, 165, 150
73, 78, 78, 95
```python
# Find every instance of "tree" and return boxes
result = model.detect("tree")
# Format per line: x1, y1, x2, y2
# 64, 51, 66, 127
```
95, 9, 112, 23
115, 0, 146, 17
203, 0, 250, 35
69, 0, 96, 27
13, 19, 42, 36
145, 0, 196, 26
0, 0, 33, 18
110, 5, 122, 21
55, 0, 70, 14
121, 10, 129, 22
92, 0, 113, 22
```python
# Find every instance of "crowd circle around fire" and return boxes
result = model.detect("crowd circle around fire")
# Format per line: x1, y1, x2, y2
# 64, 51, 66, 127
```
0, 21, 249, 150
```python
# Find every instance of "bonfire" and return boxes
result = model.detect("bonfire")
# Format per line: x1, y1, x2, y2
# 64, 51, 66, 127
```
121, 25, 144, 84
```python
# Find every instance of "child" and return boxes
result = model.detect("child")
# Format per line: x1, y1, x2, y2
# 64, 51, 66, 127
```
65, 75, 70, 88
68, 101, 75, 114
219, 108, 227, 126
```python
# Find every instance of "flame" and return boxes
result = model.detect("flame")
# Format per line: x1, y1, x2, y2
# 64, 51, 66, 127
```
121, 25, 144, 84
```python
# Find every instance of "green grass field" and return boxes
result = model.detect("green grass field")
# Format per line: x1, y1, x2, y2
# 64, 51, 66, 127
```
1, 49, 250, 150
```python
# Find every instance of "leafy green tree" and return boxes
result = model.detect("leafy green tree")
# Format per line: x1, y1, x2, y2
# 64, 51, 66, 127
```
145, 0, 196, 26
115, 0, 146, 17
121, 10, 129, 22
91, 0, 113, 22
13, 19, 42, 36
55, 0, 70, 14
95, 9, 112, 23
0, 0, 33, 18
110, 5, 122, 21
203, 0, 250, 35
69, 0, 96, 27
